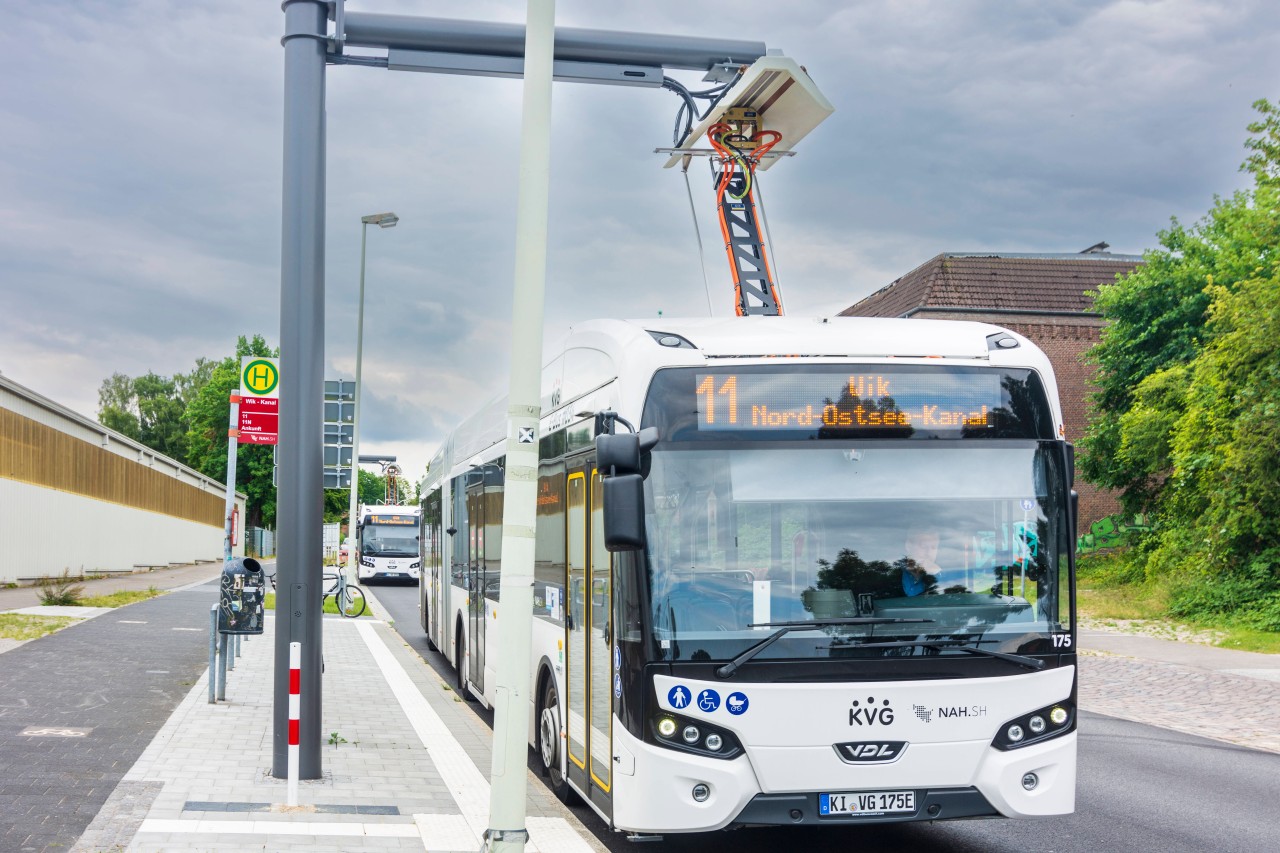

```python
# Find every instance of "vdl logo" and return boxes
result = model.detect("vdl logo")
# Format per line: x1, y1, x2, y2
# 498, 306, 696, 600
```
849, 696, 895, 726
834, 740, 908, 764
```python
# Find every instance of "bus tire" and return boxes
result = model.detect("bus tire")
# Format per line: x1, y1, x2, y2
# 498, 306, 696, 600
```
423, 608, 438, 652
537, 673, 576, 805
454, 625, 472, 700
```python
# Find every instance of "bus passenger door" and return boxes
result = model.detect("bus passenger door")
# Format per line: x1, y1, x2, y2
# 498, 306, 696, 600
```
587, 470, 613, 813
565, 470, 588, 793
564, 463, 613, 817
467, 476, 485, 694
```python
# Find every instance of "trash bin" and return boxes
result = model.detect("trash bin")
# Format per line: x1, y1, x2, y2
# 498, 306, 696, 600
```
218, 556, 266, 635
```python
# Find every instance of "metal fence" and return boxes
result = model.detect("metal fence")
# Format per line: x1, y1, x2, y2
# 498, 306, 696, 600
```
246, 526, 276, 558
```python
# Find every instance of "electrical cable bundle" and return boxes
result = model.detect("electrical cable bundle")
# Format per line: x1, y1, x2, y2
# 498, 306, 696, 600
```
707, 123, 782, 200
662, 75, 738, 147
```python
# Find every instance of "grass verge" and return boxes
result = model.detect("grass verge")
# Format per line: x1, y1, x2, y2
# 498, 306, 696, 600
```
1077, 550, 1280, 653
0, 613, 78, 641
80, 587, 165, 608
263, 592, 370, 617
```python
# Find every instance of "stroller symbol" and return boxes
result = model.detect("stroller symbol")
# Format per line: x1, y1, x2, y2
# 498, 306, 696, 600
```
727, 692, 749, 715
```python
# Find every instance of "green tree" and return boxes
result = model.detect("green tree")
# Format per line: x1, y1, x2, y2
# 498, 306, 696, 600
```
184, 335, 279, 528
1081, 99, 1280, 627
1081, 99, 1280, 517
97, 370, 193, 461
358, 468, 386, 506
98, 373, 140, 439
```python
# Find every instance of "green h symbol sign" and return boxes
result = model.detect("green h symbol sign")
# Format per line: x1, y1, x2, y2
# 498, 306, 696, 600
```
243, 359, 279, 396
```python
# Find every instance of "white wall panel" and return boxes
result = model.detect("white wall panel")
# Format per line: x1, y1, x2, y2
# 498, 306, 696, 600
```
0, 478, 239, 584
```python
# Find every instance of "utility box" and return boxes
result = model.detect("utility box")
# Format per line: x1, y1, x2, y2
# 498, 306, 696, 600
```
218, 557, 266, 635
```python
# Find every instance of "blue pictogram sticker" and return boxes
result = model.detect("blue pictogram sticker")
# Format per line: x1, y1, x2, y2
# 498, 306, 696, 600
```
697, 689, 721, 713
614, 673, 622, 699
614, 645, 621, 672
668, 685, 691, 709
726, 692, 749, 715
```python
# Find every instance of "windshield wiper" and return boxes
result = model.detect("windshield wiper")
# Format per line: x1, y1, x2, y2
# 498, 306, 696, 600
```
841, 638, 1045, 670
715, 618, 934, 678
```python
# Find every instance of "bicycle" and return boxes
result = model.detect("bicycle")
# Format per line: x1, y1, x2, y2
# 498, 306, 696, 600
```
267, 570, 367, 618
323, 572, 367, 618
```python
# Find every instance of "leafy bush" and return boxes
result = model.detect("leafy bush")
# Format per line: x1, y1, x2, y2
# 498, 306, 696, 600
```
1167, 552, 1280, 632
1076, 549, 1146, 588
37, 571, 85, 606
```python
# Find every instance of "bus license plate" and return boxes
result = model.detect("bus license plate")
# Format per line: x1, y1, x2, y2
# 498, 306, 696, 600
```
819, 790, 915, 816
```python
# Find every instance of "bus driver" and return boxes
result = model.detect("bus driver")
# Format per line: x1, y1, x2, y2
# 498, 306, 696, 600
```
900, 526, 970, 596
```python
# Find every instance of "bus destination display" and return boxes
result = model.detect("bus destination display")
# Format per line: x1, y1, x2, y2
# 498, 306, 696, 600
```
369, 515, 416, 526
694, 371, 1003, 433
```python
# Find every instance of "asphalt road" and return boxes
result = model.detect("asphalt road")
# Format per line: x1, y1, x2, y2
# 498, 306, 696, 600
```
374, 583, 1280, 853
0, 580, 222, 853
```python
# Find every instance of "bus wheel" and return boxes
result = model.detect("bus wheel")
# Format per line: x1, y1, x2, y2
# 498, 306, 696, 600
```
423, 606, 437, 652
454, 630, 471, 699
537, 675, 575, 804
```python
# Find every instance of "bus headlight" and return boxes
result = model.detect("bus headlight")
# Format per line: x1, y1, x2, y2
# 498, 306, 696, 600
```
649, 711, 742, 760
993, 700, 1075, 750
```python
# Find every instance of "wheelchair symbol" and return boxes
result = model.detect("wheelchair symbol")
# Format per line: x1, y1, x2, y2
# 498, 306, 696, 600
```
697, 689, 720, 712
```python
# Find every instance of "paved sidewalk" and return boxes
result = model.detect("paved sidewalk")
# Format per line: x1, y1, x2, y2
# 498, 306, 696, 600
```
0, 561, 226, 612
1077, 629, 1280, 754
72, 601, 604, 852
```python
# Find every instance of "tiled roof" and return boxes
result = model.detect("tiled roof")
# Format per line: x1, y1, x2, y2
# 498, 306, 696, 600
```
839, 253, 1145, 317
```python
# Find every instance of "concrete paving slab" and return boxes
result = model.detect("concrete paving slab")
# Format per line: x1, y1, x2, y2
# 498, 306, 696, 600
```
71, 603, 604, 852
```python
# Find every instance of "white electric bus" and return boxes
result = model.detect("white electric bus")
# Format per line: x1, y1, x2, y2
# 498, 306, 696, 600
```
419, 316, 1077, 836
355, 504, 421, 583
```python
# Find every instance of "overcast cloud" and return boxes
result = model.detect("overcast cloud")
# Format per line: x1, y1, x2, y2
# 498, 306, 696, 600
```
2, 0, 1277, 481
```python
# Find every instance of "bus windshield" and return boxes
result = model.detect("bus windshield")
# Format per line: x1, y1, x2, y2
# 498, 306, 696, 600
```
360, 523, 419, 558
643, 442, 1071, 663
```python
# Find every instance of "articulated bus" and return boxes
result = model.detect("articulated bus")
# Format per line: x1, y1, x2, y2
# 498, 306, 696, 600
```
418, 316, 1077, 836
355, 504, 421, 583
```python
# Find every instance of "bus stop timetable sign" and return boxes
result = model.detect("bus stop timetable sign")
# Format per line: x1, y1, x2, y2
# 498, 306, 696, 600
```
239, 357, 280, 445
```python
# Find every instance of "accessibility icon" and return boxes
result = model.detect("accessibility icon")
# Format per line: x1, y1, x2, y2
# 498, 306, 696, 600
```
726, 692, 750, 715
668, 685, 691, 709
697, 689, 721, 713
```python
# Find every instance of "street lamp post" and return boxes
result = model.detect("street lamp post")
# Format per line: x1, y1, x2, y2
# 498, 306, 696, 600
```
347, 212, 399, 580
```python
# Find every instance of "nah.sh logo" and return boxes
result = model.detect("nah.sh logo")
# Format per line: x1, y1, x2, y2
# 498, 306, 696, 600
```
849, 696, 895, 726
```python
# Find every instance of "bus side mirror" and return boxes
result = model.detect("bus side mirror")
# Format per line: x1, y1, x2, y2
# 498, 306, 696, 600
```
603, 473, 645, 551
597, 432, 640, 474
596, 421, 658, 552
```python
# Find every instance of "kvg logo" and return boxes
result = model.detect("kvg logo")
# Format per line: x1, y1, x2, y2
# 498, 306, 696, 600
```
849, 696, 895, 726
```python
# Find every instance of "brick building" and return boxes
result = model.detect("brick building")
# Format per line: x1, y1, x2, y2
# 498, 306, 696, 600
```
837, 250, 1144, 528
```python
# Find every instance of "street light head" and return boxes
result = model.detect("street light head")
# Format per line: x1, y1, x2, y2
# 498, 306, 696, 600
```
361, 212, 399, 228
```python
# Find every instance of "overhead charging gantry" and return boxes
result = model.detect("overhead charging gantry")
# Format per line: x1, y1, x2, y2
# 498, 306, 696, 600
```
658, 56, 834, 316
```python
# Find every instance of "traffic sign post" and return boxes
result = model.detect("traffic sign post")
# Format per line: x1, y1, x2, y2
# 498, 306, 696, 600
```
323, 379, 355, 490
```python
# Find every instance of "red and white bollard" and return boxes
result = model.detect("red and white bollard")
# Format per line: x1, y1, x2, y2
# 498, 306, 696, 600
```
287, 641, 300, 806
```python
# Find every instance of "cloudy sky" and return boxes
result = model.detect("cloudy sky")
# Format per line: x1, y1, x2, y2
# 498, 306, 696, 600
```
2, 0, 1277, 482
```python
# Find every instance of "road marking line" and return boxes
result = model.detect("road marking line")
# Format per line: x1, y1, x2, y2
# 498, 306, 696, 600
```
172, 627, 202, 632
118, 620, 147, 624
414, 813, 478, 848
352, 621, 597, 853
